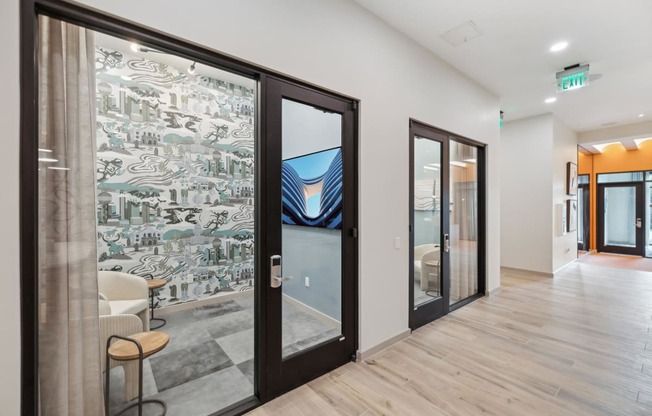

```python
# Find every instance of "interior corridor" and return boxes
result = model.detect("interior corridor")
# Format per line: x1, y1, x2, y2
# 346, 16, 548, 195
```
247, 264, 652, 416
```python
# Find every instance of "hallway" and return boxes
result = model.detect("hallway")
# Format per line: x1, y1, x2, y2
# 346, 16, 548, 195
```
248, 264, 652, 415
577, 252, 652, 273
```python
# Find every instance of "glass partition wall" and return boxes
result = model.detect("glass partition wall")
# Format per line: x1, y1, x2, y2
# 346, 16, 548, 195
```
37, 18, 256, 415
409, 121, 484, 329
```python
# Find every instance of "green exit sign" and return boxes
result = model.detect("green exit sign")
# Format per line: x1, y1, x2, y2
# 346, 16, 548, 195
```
556, 64, 589, 93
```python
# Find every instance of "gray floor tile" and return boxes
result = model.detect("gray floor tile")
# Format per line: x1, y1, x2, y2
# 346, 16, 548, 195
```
206, 310, 254, 339
191, 300, 243, 319
216, 329, 254, 365
236, 359, 254, 386
150, 340, 233, 392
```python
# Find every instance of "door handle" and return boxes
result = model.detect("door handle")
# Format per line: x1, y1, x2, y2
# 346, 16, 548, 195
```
443, 234, 450, 253
270, 255, 293, 288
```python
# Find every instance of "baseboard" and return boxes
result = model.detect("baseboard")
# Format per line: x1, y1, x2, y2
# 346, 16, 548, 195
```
553, 258, 577, 275
500, 266, 553, 278
155, 289, 253, 316
356, 328, 411, 361
485, 286, 502, 297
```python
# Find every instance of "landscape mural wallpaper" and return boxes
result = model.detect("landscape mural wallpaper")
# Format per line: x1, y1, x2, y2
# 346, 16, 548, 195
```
95, 46, 255, 308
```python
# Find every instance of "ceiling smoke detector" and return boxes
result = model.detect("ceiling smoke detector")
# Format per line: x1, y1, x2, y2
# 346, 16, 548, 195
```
441, 21, 483, 47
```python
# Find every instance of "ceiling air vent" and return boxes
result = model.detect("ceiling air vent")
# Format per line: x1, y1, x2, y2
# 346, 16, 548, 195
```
441, 21, 483, 47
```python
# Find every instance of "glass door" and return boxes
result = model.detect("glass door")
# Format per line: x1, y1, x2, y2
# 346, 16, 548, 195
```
578, 175, 590, 251
409, 121, 484, 330
262, 77, 357, 399
449, 140, 482, 308
598, 182, 645, 256
646, 172, 652, 258
409, 126, 449, 329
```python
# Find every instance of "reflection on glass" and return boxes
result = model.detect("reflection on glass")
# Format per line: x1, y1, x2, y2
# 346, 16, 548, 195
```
604, 187, 637, 247
413, 137, 442, 307
38, 20, 257, 416
281, 99, 342, 358
449, 141, 479, 305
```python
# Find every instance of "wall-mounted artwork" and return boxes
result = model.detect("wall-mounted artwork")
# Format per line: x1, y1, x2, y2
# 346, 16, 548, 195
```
282, 147, 342, 229
567, 162, 578, 196
567, 199, 578, 232
94, 46, 255, 308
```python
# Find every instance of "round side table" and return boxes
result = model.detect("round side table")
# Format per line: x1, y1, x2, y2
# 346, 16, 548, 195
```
147, 279, 167, 330
105, 331, 170, 416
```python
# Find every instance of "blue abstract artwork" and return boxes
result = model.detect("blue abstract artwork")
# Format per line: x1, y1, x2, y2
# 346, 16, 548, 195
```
282, 147, 343, 229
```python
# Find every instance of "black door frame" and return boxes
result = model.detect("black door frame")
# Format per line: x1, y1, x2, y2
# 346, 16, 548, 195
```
263, 76, 358, 399
597, 182, 645, 256
19, 1, 359, 414
578, 175, 590, 251
408, 119, 486, 330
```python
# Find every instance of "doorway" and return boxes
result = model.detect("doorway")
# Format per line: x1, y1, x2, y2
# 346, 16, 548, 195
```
408, 120, 485, 330
262, 77, 358, 398
578, 174, 590, 251
597, 172, 646, 256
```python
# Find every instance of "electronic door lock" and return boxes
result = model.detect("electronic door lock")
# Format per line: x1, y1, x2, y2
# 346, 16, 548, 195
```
270, 255, 293, 288
636, 218, 642, 228
443, 234, 450, 253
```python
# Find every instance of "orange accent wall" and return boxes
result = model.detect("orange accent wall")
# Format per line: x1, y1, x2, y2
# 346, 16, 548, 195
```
577, 140, 652, 250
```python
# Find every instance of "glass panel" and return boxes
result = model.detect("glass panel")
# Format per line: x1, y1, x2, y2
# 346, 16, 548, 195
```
647, 171, 652, 182
604, 186, 637, 247
578, 174, 590, 185
597, 172, 644, 184
413, 136, 442, 307
647, 183, 652, 257
578, 188, 584, 244
39, 19, 256, 416
281, 99, 342, 358
449, 141, 479, 305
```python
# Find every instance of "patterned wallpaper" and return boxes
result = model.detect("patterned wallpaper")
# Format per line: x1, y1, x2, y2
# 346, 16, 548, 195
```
95, 46, 255, 308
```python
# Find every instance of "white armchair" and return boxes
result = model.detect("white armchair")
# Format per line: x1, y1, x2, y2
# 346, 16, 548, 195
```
99, 311, 144, 402
98, 271, 149, 332
414, 244, 440, 291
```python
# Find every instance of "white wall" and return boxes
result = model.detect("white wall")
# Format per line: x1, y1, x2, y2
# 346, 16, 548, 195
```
500, 114, 578, 275
501, 115, 554, 274
23, 0, 500, 359
552, 118, 579, 272
0, 0, 22, 413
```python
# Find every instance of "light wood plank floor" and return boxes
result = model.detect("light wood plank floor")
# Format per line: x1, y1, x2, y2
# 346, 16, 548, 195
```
246, 263, 652, 416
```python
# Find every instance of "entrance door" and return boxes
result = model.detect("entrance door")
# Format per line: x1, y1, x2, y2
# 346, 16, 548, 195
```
409, 121, 484, 330
578, 175, 590, 251
409, 124, 450, 329
262, 77, 357, 399
598, 183, 645, 255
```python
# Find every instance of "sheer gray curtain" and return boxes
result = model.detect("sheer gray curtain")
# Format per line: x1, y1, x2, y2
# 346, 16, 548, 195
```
38, 15, 104, 416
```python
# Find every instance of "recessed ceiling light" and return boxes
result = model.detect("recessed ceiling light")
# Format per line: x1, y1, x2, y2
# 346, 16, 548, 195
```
550, 41, 568, 52
38, 148, 52, 153
187, 62, 196, 75
38, 157, 58, 163
130, 43, 140, 53
48, 167, 70, 171
545, 97, 557, 104
639, 114, 645, 118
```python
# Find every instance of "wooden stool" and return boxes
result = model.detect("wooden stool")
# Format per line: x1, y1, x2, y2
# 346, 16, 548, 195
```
105, 331, 170, 416
147, 279, 168, 330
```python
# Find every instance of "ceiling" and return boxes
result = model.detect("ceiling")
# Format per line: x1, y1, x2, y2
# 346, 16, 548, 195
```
353, 0, 652, 132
